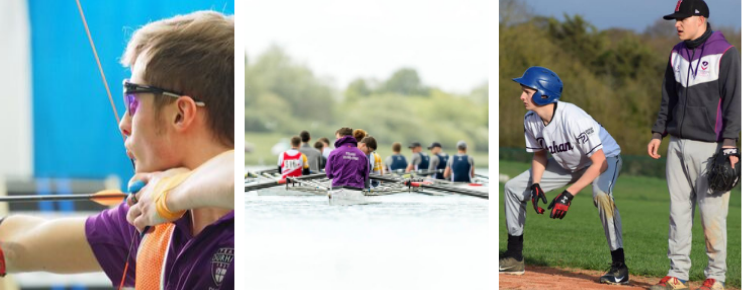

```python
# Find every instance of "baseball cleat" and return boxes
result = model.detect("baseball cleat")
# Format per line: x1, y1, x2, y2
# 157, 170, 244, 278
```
697, 279, 725, 290
649, 276, 689, 290
498, 255, 524, 275
600, 262, 629, 285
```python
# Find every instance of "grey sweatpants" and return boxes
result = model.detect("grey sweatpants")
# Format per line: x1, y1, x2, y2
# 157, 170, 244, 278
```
504, 156, 624, 251
666, 138, 731, 283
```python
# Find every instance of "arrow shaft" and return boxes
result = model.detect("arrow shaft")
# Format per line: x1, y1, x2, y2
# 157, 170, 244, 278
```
0, 193, 127, 202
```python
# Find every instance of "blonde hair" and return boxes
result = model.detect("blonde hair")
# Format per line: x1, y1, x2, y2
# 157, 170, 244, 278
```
121, 11, 234, 146
353, 129, 368, 142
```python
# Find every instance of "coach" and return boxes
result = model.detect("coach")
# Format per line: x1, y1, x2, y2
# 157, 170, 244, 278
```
647, 1, 740, 289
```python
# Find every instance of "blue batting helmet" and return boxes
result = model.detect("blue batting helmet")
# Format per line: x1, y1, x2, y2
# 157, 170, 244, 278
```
512, 67, 563, 106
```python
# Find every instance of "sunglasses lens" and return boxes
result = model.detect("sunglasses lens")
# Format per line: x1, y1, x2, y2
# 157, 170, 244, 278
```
125, 94, 139, 116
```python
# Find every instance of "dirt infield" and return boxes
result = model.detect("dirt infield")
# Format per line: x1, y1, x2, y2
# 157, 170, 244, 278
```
499, 265, 740, 290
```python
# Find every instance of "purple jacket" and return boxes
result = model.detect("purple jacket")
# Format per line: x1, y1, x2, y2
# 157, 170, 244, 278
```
653, 27, 740, 145
86, 203, 234, 289
326, 136, 370, 189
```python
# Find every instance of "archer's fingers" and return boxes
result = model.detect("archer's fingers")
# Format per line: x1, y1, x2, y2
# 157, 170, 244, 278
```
126, 204, 142, 225
126, 194, 137, 207
132, 215, 148, 233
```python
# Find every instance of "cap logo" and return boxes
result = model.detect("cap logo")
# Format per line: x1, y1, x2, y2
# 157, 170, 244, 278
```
675, 0, 682, 11
695, 9, 700, 14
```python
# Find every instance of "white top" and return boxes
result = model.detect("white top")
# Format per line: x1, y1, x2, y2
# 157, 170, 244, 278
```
323, 147, 333, 158
524, 101, 620, 172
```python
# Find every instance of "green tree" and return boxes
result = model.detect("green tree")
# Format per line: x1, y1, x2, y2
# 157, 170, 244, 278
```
379, 68, 429, 96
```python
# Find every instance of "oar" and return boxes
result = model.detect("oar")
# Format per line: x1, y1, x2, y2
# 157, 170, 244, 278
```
0, 189, 127, 206
245, 173, 327, 191
405, 181, 487, 199
256, 168, 280, 174
370, 175, 487, 199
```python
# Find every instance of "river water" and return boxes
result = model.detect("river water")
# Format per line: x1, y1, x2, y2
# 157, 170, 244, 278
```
245, 167, 489, 289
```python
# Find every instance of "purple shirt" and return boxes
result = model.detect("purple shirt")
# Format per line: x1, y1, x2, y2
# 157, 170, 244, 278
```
86, 203, 234, 289
326, 136, 369, 188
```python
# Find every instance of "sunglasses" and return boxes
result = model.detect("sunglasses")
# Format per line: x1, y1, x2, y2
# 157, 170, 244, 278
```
123, 79, 206, 116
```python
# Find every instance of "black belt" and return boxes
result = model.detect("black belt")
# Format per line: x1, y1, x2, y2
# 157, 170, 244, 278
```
331, 186, 364, 191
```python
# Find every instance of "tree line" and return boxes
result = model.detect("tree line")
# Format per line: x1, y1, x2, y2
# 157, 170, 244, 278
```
246, 45, 489, 153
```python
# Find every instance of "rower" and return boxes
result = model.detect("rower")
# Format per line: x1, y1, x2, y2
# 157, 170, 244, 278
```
314, 140, 327, 169
405, 142, 430, 173
353, 129, 384, 177
443, 140, 475, 182
357, 136, 380, 188
299, 130, 322, 172
318, 137, 334, 159
278, 136, 310, 178
385, 142, 408, 173
427, 142, 449, 180
326, 127, 369, 190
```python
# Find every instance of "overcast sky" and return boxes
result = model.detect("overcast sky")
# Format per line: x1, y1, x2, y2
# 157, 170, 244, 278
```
246, 0, 490, 94
523, 0, 741, 32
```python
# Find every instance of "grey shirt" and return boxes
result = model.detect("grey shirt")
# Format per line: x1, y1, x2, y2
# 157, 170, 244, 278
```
428, 152, 449, 171
410, 153, 422, 167
299, 143, 322, 172
384, 155, 394, 169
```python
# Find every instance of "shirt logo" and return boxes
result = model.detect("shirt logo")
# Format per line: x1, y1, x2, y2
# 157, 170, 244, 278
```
576, 133, 589, 144
576, 127, 594, 144
701, 61, 709, 71
675, 0, 682, 11
547, 141, 572, 154
211, 247, 234, 286
536, 138, 546, 148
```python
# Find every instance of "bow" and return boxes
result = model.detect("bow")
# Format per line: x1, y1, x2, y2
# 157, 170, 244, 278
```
75, 1, 140, 289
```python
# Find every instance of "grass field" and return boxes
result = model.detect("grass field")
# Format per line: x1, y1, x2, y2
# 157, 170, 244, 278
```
246, 132, 490, 168
499, 160, 742, 288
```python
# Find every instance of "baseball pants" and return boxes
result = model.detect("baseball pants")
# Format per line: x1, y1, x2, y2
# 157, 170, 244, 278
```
504, 155, 624, 251
666, 137, 731, 283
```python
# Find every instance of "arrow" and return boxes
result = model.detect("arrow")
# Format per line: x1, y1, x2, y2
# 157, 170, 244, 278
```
0, 190, 127, 206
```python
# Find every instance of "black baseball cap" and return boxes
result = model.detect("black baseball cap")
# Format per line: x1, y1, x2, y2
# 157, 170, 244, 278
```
663, 0, 709, 20
408, 142, 421, 148
427, 142, 442, 149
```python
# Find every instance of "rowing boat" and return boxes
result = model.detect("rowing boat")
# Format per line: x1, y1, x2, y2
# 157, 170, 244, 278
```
245, 168, 488, 205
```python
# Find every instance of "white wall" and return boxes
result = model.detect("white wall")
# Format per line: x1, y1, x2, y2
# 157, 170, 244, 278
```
0, 0, 32, 178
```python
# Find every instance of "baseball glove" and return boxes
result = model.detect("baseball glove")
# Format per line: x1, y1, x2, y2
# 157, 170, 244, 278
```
707, 149, 741, 193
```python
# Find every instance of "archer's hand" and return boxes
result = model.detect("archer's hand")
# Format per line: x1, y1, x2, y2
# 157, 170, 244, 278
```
547, 190, 574, 219
126, 168, 190, 232
529, 183, 547, 214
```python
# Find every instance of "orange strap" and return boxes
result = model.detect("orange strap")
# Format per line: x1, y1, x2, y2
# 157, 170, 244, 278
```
153, 172, 193, 221
135, 223, 175, 290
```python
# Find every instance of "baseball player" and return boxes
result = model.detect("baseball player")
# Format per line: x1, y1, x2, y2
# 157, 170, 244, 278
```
647, 1, 740, 290
499, 67, 628, 285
